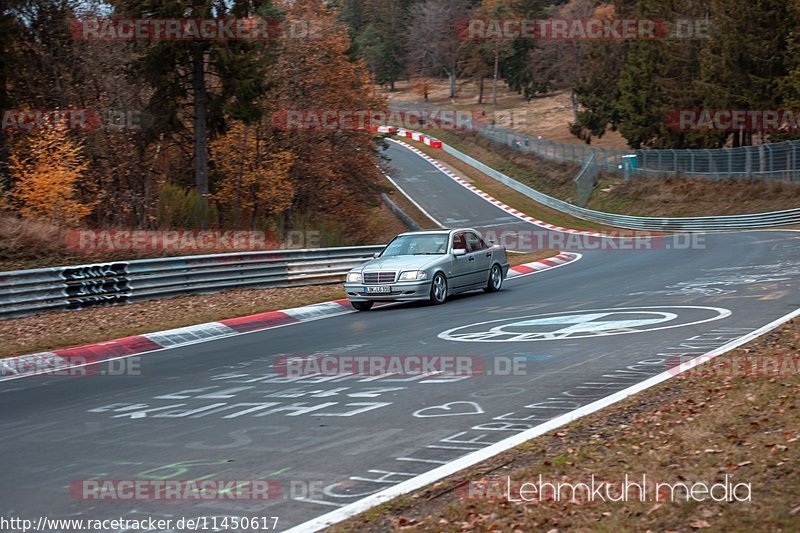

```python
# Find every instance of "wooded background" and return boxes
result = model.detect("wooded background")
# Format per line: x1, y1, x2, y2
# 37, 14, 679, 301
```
1, 0, 798, 235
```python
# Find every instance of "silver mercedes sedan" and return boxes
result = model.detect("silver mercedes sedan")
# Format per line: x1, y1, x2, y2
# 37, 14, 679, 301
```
344, 229, 509, 311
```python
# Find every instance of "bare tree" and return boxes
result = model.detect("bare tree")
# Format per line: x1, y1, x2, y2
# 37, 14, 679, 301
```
406, 0, 471, 98
460, 0, 514, 106
527, 0, 596, 118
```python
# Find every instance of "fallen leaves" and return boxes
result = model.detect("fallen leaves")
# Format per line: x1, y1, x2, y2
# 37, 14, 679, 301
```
334, 320, 800, 533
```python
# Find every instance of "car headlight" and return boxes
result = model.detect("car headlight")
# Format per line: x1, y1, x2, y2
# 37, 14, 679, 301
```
346, 271, 362, 283
398, 270, 427, 281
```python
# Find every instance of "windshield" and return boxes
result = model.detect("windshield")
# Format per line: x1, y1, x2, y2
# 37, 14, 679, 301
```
381, 234, 448, 256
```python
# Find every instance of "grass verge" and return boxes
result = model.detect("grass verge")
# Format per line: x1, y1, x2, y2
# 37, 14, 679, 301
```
333, 317, 800, 532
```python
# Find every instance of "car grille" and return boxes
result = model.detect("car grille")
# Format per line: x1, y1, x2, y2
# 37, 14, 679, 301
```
363, 271, 396, 284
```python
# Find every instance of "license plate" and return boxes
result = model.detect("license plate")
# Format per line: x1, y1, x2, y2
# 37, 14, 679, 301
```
365, 286, 391, 293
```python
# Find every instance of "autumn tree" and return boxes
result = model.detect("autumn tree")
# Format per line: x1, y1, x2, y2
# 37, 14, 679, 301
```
572, 0, 708, 147
1, 0, 102, 196
211, 121, 294, 228
526, 0, 596, 113
0, 0, 20, 190
10, 126, 93, 225
569, 3, 625, 143
780, 0, 800, 118
269, 0, 387, 236
411, 76, 433, 102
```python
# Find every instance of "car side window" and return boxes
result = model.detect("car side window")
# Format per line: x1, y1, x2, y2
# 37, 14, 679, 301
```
465, 232, 485, 252
452, 232, 466, 251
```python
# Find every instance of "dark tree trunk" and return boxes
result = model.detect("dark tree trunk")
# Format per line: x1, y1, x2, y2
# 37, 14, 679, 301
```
571, 91, 579, 122
492, 47, 499, 106
448, 57, 457, 98
192, 44, 209, 199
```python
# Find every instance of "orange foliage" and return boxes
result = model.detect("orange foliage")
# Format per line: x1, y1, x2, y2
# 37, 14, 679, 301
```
411, 77, 434, 102
211, 121, 295, 226
268, 0, 387, 234
594, 4, 615, 19
10, 127, 94, 225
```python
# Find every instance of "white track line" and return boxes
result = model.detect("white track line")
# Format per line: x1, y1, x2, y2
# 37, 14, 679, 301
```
388, 138, 604, 237
380, 168, 443, 228
286, 306, 800, 533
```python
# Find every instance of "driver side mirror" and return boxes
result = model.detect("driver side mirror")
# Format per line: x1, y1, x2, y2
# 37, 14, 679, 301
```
373, 252, 380, 258
453, 248, 467, 257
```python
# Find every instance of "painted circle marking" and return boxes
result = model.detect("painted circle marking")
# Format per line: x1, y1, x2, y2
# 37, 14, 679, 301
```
471, 387, 526, 398
438, 306, 731, 342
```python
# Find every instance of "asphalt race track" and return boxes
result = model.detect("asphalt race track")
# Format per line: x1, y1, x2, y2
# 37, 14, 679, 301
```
2, 141, 799, 531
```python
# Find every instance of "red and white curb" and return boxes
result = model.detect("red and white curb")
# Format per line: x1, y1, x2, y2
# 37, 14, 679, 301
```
0, 299, 355, 381
364, 125, 436, 142
378, 125, 443, 148
391, 135, 606, 236
0, 254, 580, 382
506, 251, 581, 278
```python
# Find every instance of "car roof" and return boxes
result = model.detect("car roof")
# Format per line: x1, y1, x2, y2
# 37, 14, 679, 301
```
397, 228, 476, 236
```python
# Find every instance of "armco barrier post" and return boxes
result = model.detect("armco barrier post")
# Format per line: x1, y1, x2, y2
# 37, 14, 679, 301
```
621, 155, 637, 180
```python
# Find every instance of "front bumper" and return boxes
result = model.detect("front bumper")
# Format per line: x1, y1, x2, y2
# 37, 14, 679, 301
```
344, 279, 433, 302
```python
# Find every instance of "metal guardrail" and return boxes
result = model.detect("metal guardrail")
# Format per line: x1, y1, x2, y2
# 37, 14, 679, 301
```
381, 193, 422, 231
0, 246, 384, 320
442, 143, 800, 231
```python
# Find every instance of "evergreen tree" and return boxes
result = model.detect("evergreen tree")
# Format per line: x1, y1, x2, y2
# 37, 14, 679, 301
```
343, 0, 411, 90
700, 0, 794, 146
109, 0, 274, 214
503, 0, 549, 98
779, 1, 800, 118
